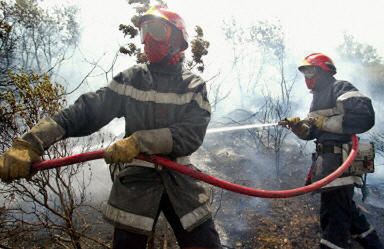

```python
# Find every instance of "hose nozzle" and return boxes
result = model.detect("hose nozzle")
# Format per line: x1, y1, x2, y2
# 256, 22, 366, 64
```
278, 117, 301, 127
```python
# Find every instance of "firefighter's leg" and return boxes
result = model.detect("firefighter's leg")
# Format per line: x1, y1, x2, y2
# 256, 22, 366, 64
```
160, 194, 222, 249
320, 186, 354, 249
350, 200, 384, 249
112, 227, 148, 249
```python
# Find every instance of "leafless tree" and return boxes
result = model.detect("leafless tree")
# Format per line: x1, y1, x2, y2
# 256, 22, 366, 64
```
222, 19, 297, 177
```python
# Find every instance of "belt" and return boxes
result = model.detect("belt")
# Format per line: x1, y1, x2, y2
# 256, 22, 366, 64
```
316, 144, 343, 154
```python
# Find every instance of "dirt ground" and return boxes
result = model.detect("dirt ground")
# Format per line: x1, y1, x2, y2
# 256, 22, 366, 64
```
164, 139, 384, 249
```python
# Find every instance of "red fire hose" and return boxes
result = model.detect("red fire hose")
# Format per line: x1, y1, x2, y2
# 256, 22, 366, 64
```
32, 135, 359, 198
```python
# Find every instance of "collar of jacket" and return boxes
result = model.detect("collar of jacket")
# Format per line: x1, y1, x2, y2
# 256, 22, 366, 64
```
147, 62, 182, 75
312, 72, 336, 93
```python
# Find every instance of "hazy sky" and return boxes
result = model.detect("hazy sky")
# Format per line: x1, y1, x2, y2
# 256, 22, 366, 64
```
52, 0, 384, 107
59, 0, 384, 81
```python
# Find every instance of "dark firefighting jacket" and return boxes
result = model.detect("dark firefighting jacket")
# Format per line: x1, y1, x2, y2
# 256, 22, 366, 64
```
52, 62, 212, 234
302, 74, 375, 189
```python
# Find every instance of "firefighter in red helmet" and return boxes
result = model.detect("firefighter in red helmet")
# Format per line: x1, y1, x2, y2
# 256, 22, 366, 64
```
287, 53, 383, 249
0, 6, 222, 249
298, 53, 337, 90
138, 6, 189, 64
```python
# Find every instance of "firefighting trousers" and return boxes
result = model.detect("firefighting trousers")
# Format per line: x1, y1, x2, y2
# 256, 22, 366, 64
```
320, 185, 383, 249
112, 193, 222, 249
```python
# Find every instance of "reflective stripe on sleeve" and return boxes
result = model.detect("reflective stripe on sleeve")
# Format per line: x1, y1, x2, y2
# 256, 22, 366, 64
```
133, 128, 173, 155
323, 115, 343, 133
337, 90, 367, 102
180, 205, 211, 231
108, 80, 211, 113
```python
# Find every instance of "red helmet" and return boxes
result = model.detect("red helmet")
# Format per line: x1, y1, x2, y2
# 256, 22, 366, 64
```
138, 6, 188, 50
298, 53, 336, 75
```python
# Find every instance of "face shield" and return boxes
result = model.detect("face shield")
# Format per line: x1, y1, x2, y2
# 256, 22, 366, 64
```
299, 66, 319, 90
140, 19, 172, 43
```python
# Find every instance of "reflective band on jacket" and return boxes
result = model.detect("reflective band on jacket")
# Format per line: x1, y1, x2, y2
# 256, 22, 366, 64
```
320, 239, 345, 249
309, 90, 367, 117
108, 80, 211, 113
308, 89, 369, 134
103, 202, 154, 232
180, 205, 211, 231
321, 176, 363, 189
352, 226, 375, 239
337, 90, 367, 101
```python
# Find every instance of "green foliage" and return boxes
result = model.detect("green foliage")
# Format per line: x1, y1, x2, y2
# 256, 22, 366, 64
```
0, 71, 65, 147
0, 0, 79, 145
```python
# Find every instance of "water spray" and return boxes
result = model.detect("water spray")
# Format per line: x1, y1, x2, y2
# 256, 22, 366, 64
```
206, 123, 278, 134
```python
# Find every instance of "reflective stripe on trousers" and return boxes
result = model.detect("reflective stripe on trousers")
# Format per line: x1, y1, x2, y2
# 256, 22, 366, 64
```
352, 225, 375, 239
320, 238, 346, 249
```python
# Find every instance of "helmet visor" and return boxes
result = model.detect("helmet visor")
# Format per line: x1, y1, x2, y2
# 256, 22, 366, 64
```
140, 19, 172, 43
300, 66, 318, 79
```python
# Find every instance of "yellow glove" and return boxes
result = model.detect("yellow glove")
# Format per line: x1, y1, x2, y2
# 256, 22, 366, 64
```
104, 136, 140, 164
291, 119, 312, 140
0, 138, 42, 182
309, 115, 327, 130
278, 117, 301, 128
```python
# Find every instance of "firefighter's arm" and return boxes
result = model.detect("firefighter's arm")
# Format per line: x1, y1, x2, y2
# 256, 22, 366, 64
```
0, 87, 121, 182
52, 87, 123, 138
168, 84, 211, 156
0, 117, 65, 182
0, 72, 127, 181
52, 68, 143, 138
104, 104, 210, 163
103, 128, 173, 164
129, 84, 210, 157
105, 82, 210, 162
310, 81, 374, 134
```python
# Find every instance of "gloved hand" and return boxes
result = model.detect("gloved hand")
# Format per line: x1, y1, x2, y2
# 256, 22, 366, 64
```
278, 117, 301, 128
0, 138, 42, 182
308, 115, 327, 130
104, 136, 140, 164
290, 119, 312, 140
